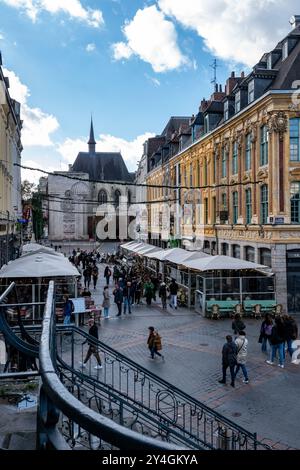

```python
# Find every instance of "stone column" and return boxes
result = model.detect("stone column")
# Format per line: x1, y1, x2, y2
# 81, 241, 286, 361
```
271, 244, 287, 311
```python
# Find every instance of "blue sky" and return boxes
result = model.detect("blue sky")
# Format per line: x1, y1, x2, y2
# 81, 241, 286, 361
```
0, 0, 298, 182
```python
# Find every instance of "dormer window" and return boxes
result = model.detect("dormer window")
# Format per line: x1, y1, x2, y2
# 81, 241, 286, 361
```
248, 80, 255, 103
235, 91, 241, 113
283, 41, 289, 60
267, 54, 272, 69
224, 100, 229, 121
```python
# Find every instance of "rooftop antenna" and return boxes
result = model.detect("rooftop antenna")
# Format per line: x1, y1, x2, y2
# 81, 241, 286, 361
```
210, 58, 219, 90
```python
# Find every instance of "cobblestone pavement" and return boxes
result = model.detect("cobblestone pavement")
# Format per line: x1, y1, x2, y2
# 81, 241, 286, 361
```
72, 246, 300, 450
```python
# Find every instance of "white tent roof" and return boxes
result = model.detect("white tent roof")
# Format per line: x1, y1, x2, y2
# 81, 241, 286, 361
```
0, 253, 80, 279
21, 243, 62, 257
120, 241, 137, 249
134, 245, 163, 255
144, 247, 208, 263
181, 255, 271, 273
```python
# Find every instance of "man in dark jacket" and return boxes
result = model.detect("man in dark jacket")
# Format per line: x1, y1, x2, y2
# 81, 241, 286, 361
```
169, 279, 178, 309
123, 281, 134, 314
113, 285, 123, 316
219, 335, 237, 387
80, 318, 102, 369
282, 314, 298, 358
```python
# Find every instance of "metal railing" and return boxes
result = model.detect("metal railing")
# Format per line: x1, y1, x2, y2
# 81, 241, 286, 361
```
38, 281, 182, 451
55, 324, 269, 450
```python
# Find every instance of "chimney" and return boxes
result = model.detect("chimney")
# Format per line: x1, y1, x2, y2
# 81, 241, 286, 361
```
219, 84, 222, 92
231, 71, 235, 78
290, 15, 300, 29
241, 71, 245, 78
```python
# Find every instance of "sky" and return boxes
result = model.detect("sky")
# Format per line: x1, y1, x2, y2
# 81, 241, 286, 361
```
0, 0, 299, 183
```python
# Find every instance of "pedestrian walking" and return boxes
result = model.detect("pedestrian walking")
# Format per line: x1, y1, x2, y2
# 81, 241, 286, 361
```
159, 282, 167, 309
63, 295, 74, 325
219, 335, 237, 387
234, 331, 249, 384
282, 314, 298, 362
104, 265, 112, 286
258, 313, 273, 354
144, 279, 155, 306
123, 281, 133, 314
83, 266, 92, 289
169, 279, 178, 309
232, 314, 246, 336
267, 316, 285, 368
102, 286, 110, 318
135, 279, 142, 305
113, 285, 123, 316
92, 264, 99, 290
79, 318, 102, 369
147, 326, 164, 360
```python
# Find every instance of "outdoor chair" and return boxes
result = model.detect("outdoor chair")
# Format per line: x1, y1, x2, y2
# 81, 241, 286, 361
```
211, 304, 221, 320
252, 304, 262, 319
231, 303, 244, 318
273, 304, 283, 316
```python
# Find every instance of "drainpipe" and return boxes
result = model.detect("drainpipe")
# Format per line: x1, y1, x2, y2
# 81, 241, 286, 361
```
6, 210, 9, 264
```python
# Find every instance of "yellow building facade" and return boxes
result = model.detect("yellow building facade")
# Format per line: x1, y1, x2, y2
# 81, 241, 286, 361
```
147, 90, 300, 311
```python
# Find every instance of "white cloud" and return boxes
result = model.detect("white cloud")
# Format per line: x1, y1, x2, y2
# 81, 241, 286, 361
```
1, 0, 104, 28
4, 68, 59, 146
0, 32, 4, 40
57, 132, 156, 171
86, 43, 96, 53
112, 5, 188, 72
158, 0, 298, 66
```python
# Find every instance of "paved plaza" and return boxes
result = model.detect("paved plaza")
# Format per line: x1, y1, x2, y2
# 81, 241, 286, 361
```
77, 247, 300, 450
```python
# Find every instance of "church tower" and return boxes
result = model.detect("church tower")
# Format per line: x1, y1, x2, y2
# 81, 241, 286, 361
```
88, 117, 96, 153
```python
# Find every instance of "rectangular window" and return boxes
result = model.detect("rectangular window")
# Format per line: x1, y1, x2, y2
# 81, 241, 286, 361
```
190, 163, 193, 188
260, 185, 268, 224
291, 182, 300, 223
290, 118, 300, 162
204, 198, 208, 225
224, 100, 229, 121
267, 54, 272, 69
245, 133, 252, 170
232, 191, 238, 224
245, 188, 252, 224
248, 80, 255, 103
222, 193, 227, 210
203, 159, 208, 186
212, 197, 216, 224
235, 91, 241, 113
213, 153, 217, 183
260, 125, 269, 166
197, 160, 200, 186
222, 147, 227, 177
232, 141, 238, 175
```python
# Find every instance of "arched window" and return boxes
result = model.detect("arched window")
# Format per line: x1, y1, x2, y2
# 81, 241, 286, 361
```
114, 189, 121, 206
98, 189, 107, 205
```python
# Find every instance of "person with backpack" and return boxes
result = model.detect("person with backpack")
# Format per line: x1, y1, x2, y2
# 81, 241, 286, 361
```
234, 331, 249, 384
219, 335, 237, 387
232, 314, 246, 336
259, 313, 273, 354
147, 326, 164, 360
104, 265, 112, 286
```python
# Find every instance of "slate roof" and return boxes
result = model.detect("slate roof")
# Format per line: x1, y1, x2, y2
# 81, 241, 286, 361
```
72, 152, 134, 182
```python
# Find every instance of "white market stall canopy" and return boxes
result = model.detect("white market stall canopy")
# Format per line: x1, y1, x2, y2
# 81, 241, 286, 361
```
0, 253, 80, 278
21, 243, 63, 257
144, 248, 210, 264
181, 255, 271, 273
120, 241, 138, 250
